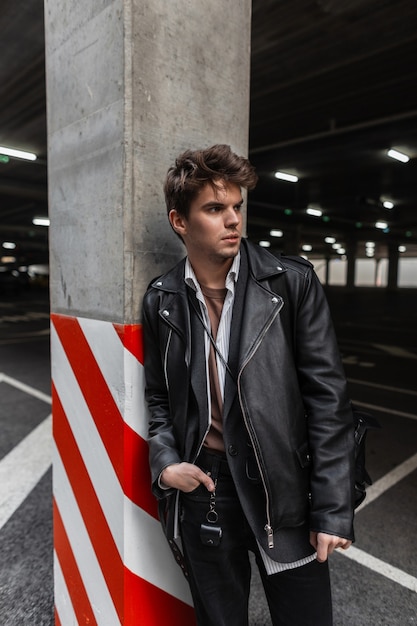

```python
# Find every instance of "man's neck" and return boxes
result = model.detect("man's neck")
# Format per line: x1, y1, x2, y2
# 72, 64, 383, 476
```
187, 256, 234, 289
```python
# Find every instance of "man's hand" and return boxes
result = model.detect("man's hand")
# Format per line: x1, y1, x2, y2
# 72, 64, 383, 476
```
310, 531, 352, 562
161, 462, 216, 493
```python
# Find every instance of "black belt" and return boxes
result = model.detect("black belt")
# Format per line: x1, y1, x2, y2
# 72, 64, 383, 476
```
196, 448, 232, 477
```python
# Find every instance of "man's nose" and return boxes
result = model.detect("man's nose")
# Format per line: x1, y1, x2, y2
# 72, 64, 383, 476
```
224, 207, 240, 227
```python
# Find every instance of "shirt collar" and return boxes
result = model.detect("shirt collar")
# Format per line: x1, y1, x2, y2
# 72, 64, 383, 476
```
185, 252, 240, 294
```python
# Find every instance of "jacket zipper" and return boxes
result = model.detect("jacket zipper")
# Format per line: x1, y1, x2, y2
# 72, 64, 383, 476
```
237, 297, 284, 549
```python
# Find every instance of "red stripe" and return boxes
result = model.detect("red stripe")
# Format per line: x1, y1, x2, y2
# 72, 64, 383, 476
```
124, 422, 159, 519
54, 499, 98, 626
53, 384, 124, 622
124, 568, 196, 626
52, 313, 158, 518
113, 323, 144, 365
52, 314, 124, 480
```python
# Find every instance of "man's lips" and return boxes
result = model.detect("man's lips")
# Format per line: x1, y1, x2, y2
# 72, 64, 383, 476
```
222, 233, 240, 242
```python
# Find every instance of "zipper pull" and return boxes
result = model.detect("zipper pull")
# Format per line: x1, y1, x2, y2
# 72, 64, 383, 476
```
264, 524, 274, 549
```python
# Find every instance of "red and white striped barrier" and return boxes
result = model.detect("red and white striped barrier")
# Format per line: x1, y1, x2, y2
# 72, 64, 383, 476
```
51, 314, 195, 625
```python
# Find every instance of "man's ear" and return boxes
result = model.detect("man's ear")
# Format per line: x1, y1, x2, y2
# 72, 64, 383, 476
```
169, 209, 187, 237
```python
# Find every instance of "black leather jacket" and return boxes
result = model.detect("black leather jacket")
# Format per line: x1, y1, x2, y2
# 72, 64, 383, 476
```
142, 239, 355, 545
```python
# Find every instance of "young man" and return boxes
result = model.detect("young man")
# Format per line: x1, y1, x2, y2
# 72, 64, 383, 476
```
142, 144, 355, 626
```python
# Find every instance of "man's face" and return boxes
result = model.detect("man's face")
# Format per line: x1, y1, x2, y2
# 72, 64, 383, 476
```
169, 181, 244, 267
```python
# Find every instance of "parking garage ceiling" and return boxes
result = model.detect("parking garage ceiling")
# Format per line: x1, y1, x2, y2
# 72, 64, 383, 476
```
1, 0, 417, 266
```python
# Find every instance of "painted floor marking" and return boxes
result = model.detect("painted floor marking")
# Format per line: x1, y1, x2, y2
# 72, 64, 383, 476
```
372, 343, 417, 360
348, 377, 417, 397
0, 414, 52, 531
356, 451, 417, 512
0, 372, 52, 404
340, 546, 417, 592
353, 399, 417, 422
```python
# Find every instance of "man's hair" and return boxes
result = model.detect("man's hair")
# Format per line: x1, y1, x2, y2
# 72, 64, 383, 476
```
164, 144, 258, 219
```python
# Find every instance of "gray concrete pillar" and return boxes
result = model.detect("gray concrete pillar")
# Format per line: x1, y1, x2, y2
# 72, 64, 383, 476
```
45, 1, 252, 623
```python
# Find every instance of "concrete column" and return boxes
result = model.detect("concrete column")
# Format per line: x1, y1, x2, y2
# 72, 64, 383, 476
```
387, 242, 399, 289
346, 238, 357, 288
45, 1, 252, 624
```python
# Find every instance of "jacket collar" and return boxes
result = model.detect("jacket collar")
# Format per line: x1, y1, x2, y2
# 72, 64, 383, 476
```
241, 238, 287, 281
150, 238, 286, 294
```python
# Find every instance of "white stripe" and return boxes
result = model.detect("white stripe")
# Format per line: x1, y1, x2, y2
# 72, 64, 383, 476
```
372, 343, 417, 360
78, 317, 149, 439
53, 446, 121, 625
340, 546, 417, 593
353, 400, 417, 421
0, 372, 52, 404
348, 377, 417, 397
51, 322, 124, 555
123, 347, 149, 439
124, 497, 193, 606
54, 551, 78, 626
357, 452, 417, 512
0, 415, 52, 530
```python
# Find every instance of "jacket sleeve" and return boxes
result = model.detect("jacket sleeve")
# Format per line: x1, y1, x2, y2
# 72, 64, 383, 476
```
292, 265, 356, 540
142, 290, 182, 499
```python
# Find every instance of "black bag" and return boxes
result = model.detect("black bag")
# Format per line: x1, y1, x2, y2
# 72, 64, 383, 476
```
352, 404, 381, 507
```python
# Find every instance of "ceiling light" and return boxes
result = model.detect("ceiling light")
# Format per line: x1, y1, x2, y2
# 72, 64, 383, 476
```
259, 240, 271, 247
324, 237, 336, 244
383, 201, 394, 209
270, 229, 283, 237
332, 243, 341, 249
274, 171, 298, 183
375, 221, 388, 229
398, 245, 406, 253
33, 217, 50, 226
336, 248, 346, 254
306, 207, 322, 217
2, 241, 16, 249
366, 241, 375, 247
302, 244, 312, 252
387, 149, 409, 163
366, 250, 374, 257
0, 146, 37, 161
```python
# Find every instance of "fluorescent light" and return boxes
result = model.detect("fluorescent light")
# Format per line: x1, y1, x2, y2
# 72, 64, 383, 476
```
324, 237, 336, 244
398, 245, 406, 253
33, 217, 50, 226
375, 221, 388, 229
336, 248, 346, 255
2, 241, 16, 250
366, 241, 375, 247
332, 243, 341, 249
0, 146, 37, 161
302, 244, 312, 252
270, 229, 283, 237
306, 207, 322, 217
259, 240, 271, 247
383, 201, 394, 209
274, 171, 298, 183
387, 149, 409, 163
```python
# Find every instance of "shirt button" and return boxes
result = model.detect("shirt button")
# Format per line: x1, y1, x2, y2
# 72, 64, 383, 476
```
228, 445, 238, 456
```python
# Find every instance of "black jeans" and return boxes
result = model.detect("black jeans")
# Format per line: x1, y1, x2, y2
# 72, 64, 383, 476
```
180, 452, 333, 626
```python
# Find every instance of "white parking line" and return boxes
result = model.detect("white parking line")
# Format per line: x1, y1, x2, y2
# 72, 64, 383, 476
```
340, 546, 417, 592
357, 452, 417, 511
0, 414, 52, 531
353, 399, 417, 421
348, 377, 417, 397
0, 372, 52, 404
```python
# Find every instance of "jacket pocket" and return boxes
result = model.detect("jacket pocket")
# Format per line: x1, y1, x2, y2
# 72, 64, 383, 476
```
295, 442, 311, 469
